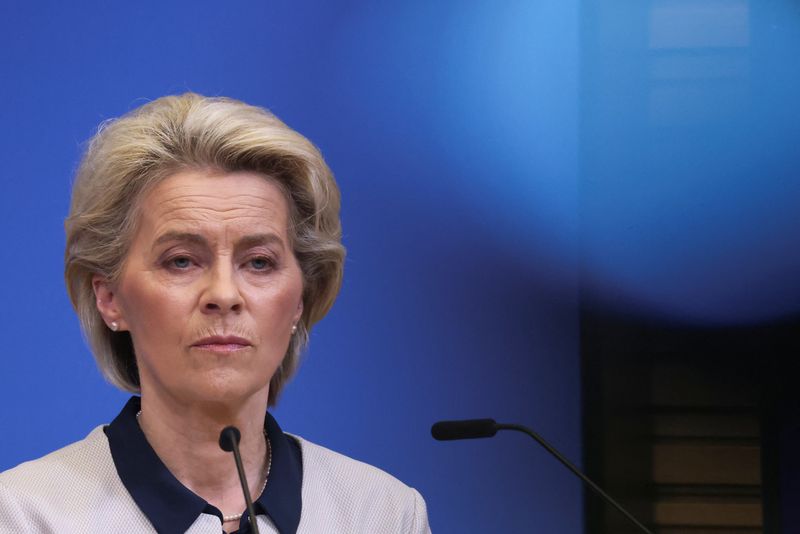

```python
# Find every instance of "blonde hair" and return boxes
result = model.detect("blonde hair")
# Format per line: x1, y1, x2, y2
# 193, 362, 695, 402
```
65, 93, 345, 406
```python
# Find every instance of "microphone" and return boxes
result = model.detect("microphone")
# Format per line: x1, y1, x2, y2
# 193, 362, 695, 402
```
219, 426, 261, 534
431, 418, 497, 440
431, 419, 653, 534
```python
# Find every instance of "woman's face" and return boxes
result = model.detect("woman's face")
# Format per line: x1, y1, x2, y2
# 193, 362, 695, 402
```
94, 170, 304, 408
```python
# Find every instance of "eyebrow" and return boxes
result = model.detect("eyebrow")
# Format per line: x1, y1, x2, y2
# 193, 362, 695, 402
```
152, 231, 285, 250
153, 231, 208, 249
237, 233, 286, 250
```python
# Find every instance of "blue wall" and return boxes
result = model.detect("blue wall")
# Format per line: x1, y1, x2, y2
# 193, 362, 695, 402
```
0, 2, 581, 532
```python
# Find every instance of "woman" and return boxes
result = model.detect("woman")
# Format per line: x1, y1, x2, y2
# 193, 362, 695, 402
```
0, 94, 430, 533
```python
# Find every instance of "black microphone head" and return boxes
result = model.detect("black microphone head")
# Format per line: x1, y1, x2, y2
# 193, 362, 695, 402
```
431, 419, 498, 441
219, 426, 241, 452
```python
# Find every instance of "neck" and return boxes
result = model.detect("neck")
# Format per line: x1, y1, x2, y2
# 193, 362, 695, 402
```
136, 386, 270, 522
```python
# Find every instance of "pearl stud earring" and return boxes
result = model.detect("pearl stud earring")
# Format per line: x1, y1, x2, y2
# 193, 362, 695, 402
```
110, 321, 119, 332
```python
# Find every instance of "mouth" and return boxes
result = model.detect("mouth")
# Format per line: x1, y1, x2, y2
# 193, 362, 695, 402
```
191, 335, 252, 353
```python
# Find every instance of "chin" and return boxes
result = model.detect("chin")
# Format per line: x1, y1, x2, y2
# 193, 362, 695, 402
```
176, 371, 271, 409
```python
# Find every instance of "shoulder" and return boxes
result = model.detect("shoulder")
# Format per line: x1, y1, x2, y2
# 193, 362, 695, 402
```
0, 426, 112, 492
0, 427, 150, 532
291, 435, 431, 533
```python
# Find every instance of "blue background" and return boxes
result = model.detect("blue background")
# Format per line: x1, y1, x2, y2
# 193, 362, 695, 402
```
1, 1, 798, 533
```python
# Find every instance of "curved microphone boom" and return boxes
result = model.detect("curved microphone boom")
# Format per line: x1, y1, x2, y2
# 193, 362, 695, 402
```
219, 426, 261, 534
431, 419, 653, 534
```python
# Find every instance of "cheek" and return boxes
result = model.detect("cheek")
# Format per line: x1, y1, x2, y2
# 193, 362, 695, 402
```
119, 277, 191, 339
250, 289, 301, 326
250, 275, 304, 327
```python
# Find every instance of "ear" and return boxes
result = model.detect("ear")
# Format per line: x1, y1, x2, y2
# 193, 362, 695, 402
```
92, 274, 128, 332
291, 297, 304, 327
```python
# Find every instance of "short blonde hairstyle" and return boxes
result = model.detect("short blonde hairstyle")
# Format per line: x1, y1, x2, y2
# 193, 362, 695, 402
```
65, 93, 345, 406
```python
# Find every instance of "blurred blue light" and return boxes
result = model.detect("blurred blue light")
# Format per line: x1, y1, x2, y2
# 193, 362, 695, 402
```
581, 0, 800, 324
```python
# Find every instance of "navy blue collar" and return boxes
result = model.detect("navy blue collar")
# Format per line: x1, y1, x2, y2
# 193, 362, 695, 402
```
105, 396, 302, 534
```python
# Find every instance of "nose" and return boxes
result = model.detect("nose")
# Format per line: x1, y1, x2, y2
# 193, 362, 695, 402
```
200, 261, 244, 314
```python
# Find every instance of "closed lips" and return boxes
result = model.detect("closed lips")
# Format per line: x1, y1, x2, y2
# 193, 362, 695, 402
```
192, 336, 252, 349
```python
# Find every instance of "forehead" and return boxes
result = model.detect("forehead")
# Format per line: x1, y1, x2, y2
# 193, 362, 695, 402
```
137, 170, 291, 237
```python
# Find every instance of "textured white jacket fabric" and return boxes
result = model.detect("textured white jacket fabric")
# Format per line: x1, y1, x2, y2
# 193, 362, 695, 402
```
0, 426, 431, 533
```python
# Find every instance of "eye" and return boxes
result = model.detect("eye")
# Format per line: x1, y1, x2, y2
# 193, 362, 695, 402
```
247, 256, 274, 271
168, 256, 194, 270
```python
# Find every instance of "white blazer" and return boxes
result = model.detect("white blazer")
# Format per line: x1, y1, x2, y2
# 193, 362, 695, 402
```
0, 425, 431, 533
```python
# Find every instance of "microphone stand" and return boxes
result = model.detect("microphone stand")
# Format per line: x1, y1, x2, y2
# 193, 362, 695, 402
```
432, 419, 654, 534
219, 426, 261, 534
498, 423, 653, 534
